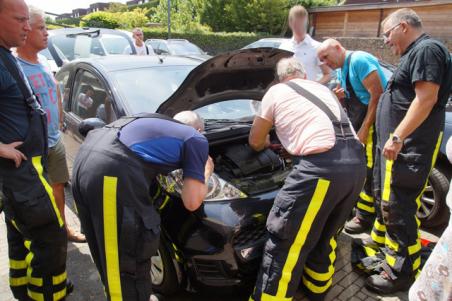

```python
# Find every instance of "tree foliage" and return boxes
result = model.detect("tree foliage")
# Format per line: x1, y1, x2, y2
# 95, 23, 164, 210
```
152, 0, 210, 33
80, 8, 150, 29
199, 0, 336, 34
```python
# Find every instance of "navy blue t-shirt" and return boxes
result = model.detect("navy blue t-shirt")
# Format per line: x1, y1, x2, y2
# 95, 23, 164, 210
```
118, 118, 209, 182
0, 47, 30, 143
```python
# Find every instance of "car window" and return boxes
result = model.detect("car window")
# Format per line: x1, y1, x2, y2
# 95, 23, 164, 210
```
169, 42, 203, 55
111, 65, 195, 114
196, 99, 260, 121
55, 70, 70, 109
51, 32, 131, 61
72, 70, 116, 123
158, 43, 170, 54
149, 41, 160, 50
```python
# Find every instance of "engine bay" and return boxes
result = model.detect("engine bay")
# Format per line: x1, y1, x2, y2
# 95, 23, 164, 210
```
210, 136, 292, 195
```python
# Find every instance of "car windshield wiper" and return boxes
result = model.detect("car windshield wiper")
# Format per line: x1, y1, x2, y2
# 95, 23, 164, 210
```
66, 29, 100, 38
204, 119, 253, 125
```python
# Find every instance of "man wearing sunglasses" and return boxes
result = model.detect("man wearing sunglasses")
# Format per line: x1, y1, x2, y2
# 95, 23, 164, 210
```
366, 8, 452, 294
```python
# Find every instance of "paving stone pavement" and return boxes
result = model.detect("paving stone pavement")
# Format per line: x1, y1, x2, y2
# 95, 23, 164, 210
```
1, 188, 435, 301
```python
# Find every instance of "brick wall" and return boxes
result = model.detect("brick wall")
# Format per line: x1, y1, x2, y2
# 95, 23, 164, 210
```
327, 37, 452, 65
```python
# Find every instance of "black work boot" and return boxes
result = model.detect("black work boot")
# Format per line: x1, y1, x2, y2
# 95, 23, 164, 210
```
344, 216, 372, 234
365, 271, 414, 294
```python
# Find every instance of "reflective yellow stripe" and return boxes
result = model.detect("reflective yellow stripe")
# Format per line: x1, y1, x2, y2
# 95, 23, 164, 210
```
276, 179, 330, 299
11, 219, 20, 231
409, 239, 421, 255
53, 287, 67, 301
359, 191, 374, 203
373, 219, 386, 232
29, 277, 43, 287
415, 216, 421, 227
52, 271, 67, 285
10, 276, 28, 287
413, 256, 421, 271
430, 132, 443, 170
385, 235, 399, 252
357, 201, 375, 213
304, 237, 337, 282
415, 269, 421, 279
10, 259, 27, 269
261, 293, 291, 301
415, 132, 444, 210
24, 240, 31, 250
371, 231, 385, 245
386, 253, 396, 267
363, 246, 377, 257
158, 195, 170, 210
382, 159, 394, 202
31, 156, 64, 227
103, 176, 123, 301
28, 290, 44, 301
302, 276, 333, 294
366, 125, 374, 168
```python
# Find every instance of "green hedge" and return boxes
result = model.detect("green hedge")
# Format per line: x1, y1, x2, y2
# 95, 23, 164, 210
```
143, 28, 273, 55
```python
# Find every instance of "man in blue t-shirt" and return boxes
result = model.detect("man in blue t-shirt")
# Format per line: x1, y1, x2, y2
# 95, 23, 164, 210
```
72, 111, 213, 301
317, 39, 389, 234
16, 7, 85, 243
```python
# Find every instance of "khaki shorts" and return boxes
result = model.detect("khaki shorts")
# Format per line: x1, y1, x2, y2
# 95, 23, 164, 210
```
47, 137, 70, 184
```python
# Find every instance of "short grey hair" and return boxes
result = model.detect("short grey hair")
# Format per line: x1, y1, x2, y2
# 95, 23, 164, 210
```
383, 8, 422, 29
29, 5, 45, 25
132, 28, 143, 35
173, 111, 205, 132
276, 57, 306, 82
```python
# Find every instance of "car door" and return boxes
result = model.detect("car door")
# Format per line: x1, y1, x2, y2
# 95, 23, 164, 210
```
59, 67, 117, 174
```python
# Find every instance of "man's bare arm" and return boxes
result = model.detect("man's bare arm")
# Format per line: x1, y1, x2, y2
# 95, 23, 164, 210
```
358, 71, 384, 144
249, 116, 273, 151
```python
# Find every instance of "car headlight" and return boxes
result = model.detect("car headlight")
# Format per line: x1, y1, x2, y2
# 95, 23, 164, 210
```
157, 169, 247, 201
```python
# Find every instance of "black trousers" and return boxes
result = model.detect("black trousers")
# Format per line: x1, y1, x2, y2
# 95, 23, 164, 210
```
72, 128, 160, 301
3, 157, 68, 301
250, 139, 366, 301
371, 132, 443, 277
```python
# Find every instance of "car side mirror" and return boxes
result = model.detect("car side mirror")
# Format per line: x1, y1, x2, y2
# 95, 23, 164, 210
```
78, 118, 106, 138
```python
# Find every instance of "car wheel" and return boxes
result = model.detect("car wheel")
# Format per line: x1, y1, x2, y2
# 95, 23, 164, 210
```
417, 168, 450, 228
151, 243, 180, 295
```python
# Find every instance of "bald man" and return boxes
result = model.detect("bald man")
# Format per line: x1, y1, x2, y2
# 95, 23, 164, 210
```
0, 0, 70, 300
317, 39, 388, 235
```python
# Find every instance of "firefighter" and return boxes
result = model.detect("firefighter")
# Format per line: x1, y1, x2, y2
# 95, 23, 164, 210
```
317, 39, 388, 234
366, 9, 452, 293
248, 57, 366, 301
71, 111, 214, 301
0, 0, 70, 300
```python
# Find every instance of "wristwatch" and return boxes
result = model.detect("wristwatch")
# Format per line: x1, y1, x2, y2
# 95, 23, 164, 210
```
392, 134, 403, 144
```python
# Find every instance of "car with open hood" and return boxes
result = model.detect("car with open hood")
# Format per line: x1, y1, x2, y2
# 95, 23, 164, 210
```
57, 48, 293, 294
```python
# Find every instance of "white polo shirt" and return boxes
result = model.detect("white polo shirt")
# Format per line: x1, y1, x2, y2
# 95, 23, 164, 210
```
279, 34, 323, 81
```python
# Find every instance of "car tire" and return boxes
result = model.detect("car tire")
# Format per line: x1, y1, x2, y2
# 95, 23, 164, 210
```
151, 243, 180, 295
417, 168, 450, 229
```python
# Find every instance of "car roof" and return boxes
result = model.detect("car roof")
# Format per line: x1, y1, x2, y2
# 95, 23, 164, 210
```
64, 55, 201, 73
257, 38, 289, 42
48, 27, 125, 35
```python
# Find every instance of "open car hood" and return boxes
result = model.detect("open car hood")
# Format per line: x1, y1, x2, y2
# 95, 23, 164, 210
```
156, 48, 293, 116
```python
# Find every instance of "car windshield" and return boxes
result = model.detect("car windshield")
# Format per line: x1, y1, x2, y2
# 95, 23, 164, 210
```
51, 32, 131, 60
196, 99, 260, 121
111, 65, 196, 114
169, 42, 203, 55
